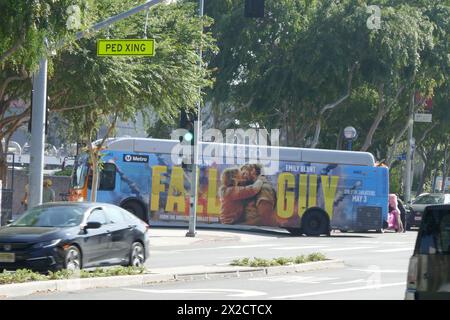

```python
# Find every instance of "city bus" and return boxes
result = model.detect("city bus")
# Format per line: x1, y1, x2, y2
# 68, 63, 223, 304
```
69, 137, 389, 236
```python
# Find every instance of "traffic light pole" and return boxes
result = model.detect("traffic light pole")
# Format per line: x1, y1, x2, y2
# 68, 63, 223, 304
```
29, 58, 47, 208
186, 0, 204, 238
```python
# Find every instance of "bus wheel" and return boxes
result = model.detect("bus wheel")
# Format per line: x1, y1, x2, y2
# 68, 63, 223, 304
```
122, 201, 146, 221
301, 210, 329, 236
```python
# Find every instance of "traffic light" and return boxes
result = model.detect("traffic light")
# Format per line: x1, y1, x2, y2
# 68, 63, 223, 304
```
244, 0, 264, 18
179, 110, 195, 146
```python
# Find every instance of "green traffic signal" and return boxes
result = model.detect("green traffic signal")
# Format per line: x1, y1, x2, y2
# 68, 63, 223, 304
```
184, 131, 194, 142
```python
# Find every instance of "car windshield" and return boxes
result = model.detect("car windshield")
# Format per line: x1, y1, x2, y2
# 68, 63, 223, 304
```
11, 206, 86, 228
413, 195, 445, 205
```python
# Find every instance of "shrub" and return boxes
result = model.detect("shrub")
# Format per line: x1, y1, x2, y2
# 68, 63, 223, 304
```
0, 266, 145, 285
229, 253, 327, 267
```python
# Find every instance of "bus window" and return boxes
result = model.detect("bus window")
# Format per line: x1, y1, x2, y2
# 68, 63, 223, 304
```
88, 163, 116, 191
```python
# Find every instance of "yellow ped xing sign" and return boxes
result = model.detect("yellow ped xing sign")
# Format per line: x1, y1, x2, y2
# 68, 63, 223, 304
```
97, 39, 155, 56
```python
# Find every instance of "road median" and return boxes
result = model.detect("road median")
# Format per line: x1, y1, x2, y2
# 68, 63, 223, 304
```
0, 259, 344, 299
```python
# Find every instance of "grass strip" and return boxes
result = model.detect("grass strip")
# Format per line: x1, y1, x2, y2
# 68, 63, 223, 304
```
230, 253, 327, 267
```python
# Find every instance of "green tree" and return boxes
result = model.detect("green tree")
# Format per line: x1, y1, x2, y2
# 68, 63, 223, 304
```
0, 0, 92, 184
49, 0, 216, 200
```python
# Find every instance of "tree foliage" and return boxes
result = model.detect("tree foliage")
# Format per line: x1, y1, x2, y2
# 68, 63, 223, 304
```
205, 0, 449, 194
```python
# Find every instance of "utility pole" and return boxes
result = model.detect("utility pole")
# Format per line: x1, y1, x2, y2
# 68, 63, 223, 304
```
186, 0, 204, 238
442, 144, 448, 193
405, 93, 415, 203
28, 0, 167, 208
29, 59, 47, 208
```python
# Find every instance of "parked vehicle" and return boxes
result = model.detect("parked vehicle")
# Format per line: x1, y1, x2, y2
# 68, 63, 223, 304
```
0, 202, 150, 272
405, 205, 450, 300
406, 193, 450, 230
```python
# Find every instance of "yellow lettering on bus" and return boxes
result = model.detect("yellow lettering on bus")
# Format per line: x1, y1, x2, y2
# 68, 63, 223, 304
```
308, 174, 317, 208
151, 166, 167, 211
277, 173, 295, 219
165, 166, 185, 213
298, 174, 308, 217
207, 168, 220, 215
321, 175, 339, 218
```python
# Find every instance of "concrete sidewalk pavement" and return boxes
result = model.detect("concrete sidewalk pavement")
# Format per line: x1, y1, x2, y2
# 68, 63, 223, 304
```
0, 260, 344, 299
0, 227, 344, 299
148, 226, 289, 247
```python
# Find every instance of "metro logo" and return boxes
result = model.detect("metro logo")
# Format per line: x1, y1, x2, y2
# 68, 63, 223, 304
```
123, 154, 149, 163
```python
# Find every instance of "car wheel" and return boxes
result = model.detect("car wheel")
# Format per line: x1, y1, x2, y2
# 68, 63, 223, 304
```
301, 210, 329, 236
129, 242, 145, 267
65, 245, 82, 271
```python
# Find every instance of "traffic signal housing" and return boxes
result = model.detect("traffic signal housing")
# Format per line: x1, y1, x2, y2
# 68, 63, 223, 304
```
244, 0, 265, 18
179, 110, 195, 146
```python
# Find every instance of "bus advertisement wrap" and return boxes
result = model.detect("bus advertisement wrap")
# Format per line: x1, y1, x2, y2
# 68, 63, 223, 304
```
70, 138, 389, 235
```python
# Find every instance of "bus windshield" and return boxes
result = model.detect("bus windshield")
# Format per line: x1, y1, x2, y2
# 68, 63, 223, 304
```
72, 155, 89, 189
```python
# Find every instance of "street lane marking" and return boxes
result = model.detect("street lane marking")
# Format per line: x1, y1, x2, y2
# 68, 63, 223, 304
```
322, 246, 374, 252
272, 282, 405, 299
123, 288, 267, 297
373, 248, 413, 253
353, 241, 411, 245
173, 244, 278, 252
250, 275, 339, 284
330, 279, 366, 285
216, 244, 279, 249
349, 268, 407, 273
270, 245, 329, 250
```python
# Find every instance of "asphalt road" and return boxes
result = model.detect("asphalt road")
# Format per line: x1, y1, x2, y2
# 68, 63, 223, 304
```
17, 228, 418, 300
147, 228, 415, 270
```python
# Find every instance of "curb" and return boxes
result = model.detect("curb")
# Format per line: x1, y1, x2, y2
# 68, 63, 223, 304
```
0, 259, 344, 299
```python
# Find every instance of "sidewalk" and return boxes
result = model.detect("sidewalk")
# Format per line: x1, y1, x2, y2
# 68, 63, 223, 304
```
0, 227, 344, 299
0, 260, 344, 299
148, 226, 279, 247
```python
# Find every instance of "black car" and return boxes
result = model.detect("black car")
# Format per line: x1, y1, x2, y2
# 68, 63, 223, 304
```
405, 205, 450, 300
0, 202, 150, 272
406, 193, 450, 230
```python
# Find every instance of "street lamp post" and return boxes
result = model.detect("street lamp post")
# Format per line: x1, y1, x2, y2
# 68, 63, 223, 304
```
343, 126, 357, 151
186, 0, 204, 238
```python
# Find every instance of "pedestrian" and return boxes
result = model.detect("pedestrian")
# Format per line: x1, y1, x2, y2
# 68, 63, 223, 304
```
397, 195, 407, 232
21, 183, 29, 211
388, 194, 404, 233
43, 179, 55, 203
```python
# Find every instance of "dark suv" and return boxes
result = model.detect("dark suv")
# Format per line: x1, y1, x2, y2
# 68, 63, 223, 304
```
405, 205, 450, 300
406, 194, 450, 230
